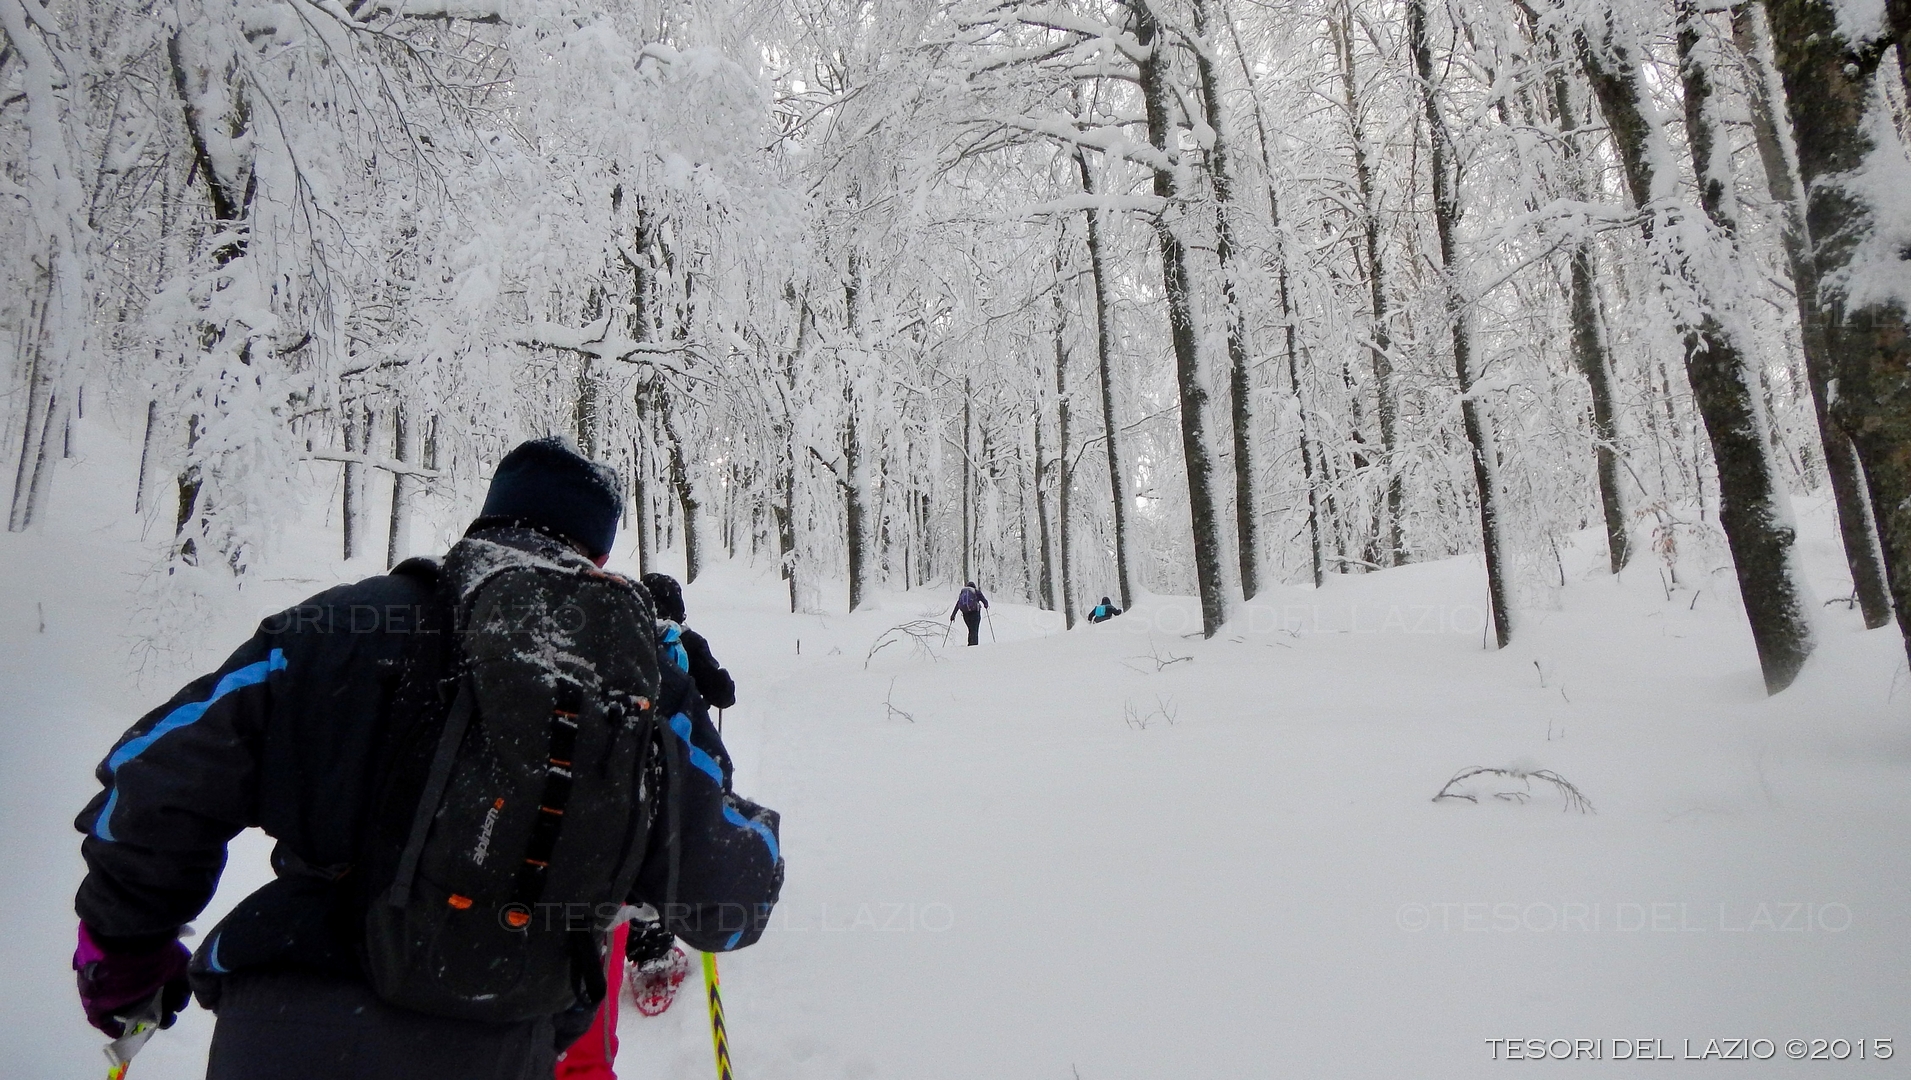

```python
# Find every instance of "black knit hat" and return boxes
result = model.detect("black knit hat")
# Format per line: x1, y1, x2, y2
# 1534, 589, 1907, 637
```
476, 436, 621, 558
641, 572, 686, 624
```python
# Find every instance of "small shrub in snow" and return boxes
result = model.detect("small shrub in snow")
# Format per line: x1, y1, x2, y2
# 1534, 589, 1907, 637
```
1123, 696, 1178, 730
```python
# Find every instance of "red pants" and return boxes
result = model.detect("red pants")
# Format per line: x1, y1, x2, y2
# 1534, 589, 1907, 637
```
555, 923, 628, 1080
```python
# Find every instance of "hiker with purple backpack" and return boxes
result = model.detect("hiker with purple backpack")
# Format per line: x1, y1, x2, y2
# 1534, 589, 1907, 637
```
949, 581, 989, 646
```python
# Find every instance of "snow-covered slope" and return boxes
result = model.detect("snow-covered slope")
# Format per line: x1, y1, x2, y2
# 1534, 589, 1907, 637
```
5, 432, 1908, 1079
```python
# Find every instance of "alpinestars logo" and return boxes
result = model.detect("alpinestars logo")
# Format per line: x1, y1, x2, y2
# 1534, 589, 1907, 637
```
473, 798, 504, 865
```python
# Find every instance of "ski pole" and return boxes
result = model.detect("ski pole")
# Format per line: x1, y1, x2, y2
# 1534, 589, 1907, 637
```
702, 951, 734, 1080
986, 609, 996, 642
104, 992, 165, 1080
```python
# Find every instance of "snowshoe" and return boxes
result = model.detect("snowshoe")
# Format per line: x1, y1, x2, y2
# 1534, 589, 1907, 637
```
628, 945, 690, 1017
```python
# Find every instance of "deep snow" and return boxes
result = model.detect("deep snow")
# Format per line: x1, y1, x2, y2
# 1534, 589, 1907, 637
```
3, 421, 1908, 1079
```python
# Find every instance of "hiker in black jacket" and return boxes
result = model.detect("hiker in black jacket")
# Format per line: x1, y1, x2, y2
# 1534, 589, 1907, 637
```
72, 437, 782, 1080
615, 572, 740, 1038
640, 572, 736, 710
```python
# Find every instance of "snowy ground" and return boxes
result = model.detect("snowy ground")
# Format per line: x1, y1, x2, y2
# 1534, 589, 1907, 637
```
4, 424, 1909, 1079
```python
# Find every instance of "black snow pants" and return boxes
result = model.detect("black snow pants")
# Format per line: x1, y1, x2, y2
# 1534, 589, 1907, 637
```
205, 970, 558, 1080
962, 609, 981, 646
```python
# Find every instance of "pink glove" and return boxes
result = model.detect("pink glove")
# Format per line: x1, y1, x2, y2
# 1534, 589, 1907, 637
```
74, 923, 191, 1037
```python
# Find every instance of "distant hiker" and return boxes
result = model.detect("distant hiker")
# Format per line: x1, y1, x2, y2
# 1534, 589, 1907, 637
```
950, 581, 989, 646
1088, 596, 1123, 623
640, 572, 736, 710
73, 436, 783, 1080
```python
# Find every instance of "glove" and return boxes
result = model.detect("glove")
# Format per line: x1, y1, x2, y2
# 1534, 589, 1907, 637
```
74, 923, 191, 1038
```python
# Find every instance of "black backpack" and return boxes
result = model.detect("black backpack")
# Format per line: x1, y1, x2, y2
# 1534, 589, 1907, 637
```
358, 530, 661, 1022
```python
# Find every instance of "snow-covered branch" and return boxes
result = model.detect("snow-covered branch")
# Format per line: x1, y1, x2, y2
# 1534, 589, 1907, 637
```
307, 451, 442, 478
351, 0, 503, 23
519, 319, 697, 367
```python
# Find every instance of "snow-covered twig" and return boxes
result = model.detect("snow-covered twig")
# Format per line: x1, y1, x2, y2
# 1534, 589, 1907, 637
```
865, 620, 951, 669
1123, 694, 1178, 729
306, 451, 441, 478
518, 320, 698, 368
1121, 642, 1190, 673
883, 677, 916, 722
1432, 765, 1595, 813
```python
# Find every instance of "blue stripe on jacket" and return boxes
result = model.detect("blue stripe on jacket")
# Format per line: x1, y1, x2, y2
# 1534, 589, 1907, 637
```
668, 712, 780, 865
94, 649, 287, 842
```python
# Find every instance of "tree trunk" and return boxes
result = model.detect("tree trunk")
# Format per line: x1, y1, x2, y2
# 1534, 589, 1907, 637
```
342, 406, 365, 562
0, 0, 86, 536
653, 209, 704, 584
842, 401, 864, 617
629, 205, 655, 578
574, 356, 600, 458
1545, 55, 1632, 574
7, 274, 56, 532
1411, 0, 1512, 648
19, 392, 57, 533
1288, 312, 1324, 589
843, 253, 868, 611
1569, 242, 1632, 574
774, 287, 806, 613
574, 282, 604, 457
1332, 2, 1404, 565
918, 490, 932, 586
1886, 0, 1911, 105
1226, 12, 1324, 587
1765, 0, 1911, 670
1053, 257, 1077, 629
1033, 384, 1056, 611
775, 457, 798, 606
631, 432, 652, 576
1580, 3, 1817, 691
1193, 0, 1260, 600
1018, 445, 1038, 602
1074, 147, 1134, 607
1676, 0, 1815, 690
1134, 1, 1228, 638
961, 373, 974, 585
135, 400, 159, 516
176, 412, 202, 563
386, 404, 412, 568
167, 21, 254, 565
661, 394, 700, 584
1732, 1, 1892, 629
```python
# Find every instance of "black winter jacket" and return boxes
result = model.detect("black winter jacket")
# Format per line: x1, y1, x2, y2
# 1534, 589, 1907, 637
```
670, 625, 736, 710
75, 548, 782, 999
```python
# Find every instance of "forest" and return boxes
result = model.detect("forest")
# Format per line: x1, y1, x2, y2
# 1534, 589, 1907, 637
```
9, 0, 1911, 695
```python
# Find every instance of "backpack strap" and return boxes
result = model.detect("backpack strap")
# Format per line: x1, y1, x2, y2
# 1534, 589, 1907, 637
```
385, 679, 477, 908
